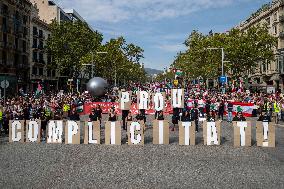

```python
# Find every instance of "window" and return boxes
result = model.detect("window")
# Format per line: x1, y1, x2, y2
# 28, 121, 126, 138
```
47, 70, 51, 77
23, 15, 28, 25
39, 68, 43, 75
273, 25, 278, 35
33, 26, 38, 36
52, 70, 56, 77
263, 63, 266, 72
39, 30, 43, 38
3, 33, 7, 46
39, 53, 44, 63
23, 41, 26, 52
33, 51, 38, 62
33, 38, 37, 48
39, 40, 43, 49
32, 67, 37, 75
2, 51, 7, 65
15, 38, 18, 50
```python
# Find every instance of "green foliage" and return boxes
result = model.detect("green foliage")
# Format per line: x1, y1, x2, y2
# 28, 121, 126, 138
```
46, 20, 103, 77
172, 25, 277, 80
46, 21, 147, 83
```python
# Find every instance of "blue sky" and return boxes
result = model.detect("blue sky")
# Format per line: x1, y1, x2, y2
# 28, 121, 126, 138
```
56, 0, 270, 70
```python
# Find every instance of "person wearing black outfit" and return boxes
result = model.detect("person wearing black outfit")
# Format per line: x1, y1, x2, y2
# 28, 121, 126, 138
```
136, 110, 145, 124
218, 101, 225, 120
232, 112, 246, 121
122, 110, 129, 130
95, 105, 103, 124
157, 111, 164, 120
181, 110, 192, 122
69, 109, 80, 121
108, 107, 117, 122
172, 107, 181, 131
191, 106, 199, 132
227, 101, 233, 123
258, 112, 271, 122
207, 110, 216, 122
89, 109, 98, 121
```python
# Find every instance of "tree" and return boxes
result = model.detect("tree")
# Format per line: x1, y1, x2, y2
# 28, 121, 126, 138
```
172, 24, 277, 80
46, 20, 103, 77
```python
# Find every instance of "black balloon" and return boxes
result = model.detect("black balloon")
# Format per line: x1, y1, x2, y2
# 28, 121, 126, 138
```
86, 77, 108, 96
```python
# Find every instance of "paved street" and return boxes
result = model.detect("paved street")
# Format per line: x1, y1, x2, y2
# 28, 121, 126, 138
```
0, 116, 284, 188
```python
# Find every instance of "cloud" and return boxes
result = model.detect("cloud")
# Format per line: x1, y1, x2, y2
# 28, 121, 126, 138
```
58, 0, 250, 23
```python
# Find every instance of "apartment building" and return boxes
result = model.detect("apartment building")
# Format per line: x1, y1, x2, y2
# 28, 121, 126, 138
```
0, 0, 32, 95
235, 0, 284, 91
30, 4, 58, 92
31, 0, 72, 24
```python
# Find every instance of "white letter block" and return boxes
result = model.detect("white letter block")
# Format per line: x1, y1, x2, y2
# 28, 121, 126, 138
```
9, 120, 25, 143
171, 89, 184, 108
65, 121, 80, 144
26, 120, 41, 143
47, 120, 63, 144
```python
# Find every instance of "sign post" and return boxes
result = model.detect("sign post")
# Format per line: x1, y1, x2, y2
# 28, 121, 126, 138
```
1, 77, 9, 106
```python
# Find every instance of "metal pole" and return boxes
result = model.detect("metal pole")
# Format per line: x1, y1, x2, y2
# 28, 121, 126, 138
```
4, 75, 6, 106
91, 51, 94, 78
115, 67, 117, 87
221, 48, 224, 76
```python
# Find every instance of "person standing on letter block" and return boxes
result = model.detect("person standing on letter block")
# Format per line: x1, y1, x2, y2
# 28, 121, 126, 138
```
120, 91, 131, 130
153, 120, 169, 145
256, 112, 275, 147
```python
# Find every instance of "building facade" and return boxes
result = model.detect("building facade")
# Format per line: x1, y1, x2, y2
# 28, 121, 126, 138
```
235, 0, 284, 92
30, 4, 58, 93
0, 0, 32, 95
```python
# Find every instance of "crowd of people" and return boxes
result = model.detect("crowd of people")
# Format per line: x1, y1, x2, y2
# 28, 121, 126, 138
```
0, 81, 283, 138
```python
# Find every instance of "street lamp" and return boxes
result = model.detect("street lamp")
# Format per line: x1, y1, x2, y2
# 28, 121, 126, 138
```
206, 47, 225, 76
82, 51, 107, 78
